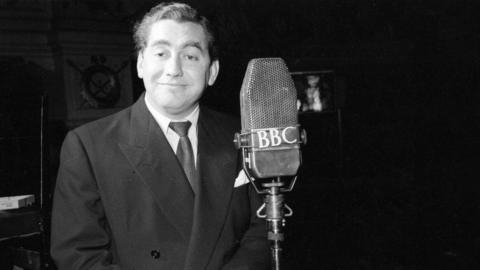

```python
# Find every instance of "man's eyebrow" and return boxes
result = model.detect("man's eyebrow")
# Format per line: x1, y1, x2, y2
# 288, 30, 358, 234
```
182, 41, 204, 52
150, 40, 171, 47
149, 40, 205, 53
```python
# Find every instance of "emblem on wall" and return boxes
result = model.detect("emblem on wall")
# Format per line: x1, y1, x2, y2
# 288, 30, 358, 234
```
67, 55, 128, 109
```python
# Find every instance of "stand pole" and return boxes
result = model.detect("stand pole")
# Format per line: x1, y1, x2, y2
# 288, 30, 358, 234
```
261, 178, 292, 270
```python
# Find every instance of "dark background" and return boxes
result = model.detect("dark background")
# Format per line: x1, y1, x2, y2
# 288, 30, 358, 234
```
1, 0, 479, 269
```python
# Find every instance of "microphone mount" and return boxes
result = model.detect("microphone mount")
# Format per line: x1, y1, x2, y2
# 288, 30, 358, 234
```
242, 161, 295, 270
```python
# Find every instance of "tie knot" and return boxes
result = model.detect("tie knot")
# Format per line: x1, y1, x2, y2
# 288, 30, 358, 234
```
169, 121, 191, 137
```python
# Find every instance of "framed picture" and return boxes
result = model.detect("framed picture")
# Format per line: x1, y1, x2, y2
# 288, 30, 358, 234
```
291, 70, 336, 113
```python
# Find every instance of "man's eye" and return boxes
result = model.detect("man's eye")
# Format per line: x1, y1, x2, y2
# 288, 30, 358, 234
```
156, 52, 165, 57
184, 55, 199, 61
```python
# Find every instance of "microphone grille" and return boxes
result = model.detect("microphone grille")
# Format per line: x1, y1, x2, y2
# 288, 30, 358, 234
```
240, 58, 298, 130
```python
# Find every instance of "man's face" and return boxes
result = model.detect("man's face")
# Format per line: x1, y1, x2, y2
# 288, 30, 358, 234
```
137, 19, 219, 119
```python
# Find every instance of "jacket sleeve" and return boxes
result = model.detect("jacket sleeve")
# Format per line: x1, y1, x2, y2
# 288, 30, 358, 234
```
222, 184, 271, 270
50, 131, 123, 270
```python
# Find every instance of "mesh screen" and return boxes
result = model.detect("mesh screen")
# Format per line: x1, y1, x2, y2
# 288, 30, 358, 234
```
240, 58, 298, 130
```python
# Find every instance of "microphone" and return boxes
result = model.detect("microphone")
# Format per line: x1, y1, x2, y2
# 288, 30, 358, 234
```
234, 58, 305, 180
234, 58, 306, 270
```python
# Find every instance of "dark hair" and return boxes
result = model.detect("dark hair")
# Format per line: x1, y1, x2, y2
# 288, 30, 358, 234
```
133, 2, 218, 61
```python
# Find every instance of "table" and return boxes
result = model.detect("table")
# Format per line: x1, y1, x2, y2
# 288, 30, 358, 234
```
0, 208, 41, 242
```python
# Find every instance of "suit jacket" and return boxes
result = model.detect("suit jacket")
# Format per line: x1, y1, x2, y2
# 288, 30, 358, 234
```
50, 95, 269, 270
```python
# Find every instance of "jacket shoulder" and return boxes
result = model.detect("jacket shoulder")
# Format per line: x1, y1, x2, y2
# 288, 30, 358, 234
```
73, 106, 132, 138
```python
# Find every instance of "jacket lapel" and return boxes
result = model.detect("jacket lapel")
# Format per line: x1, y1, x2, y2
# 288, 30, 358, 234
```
118, 96, 194, 242
184, 108, 238, 269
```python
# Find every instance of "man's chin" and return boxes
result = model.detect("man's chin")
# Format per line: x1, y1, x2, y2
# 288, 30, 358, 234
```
162, 104, 196, 119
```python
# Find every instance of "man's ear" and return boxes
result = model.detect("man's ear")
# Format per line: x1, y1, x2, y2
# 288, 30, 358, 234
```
136, 52, 144, 79
207, 59, 220, 86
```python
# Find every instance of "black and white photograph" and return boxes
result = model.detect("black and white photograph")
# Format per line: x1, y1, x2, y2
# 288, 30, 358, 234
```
291, 70, 335, 113
0, 1, 478, 269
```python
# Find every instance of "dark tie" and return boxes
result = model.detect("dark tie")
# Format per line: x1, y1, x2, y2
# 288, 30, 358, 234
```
169, 121, 198, 194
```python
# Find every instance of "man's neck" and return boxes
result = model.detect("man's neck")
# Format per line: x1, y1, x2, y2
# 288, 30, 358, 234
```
144, 93, 199, 121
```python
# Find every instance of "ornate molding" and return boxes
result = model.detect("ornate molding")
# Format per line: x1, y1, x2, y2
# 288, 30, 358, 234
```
67, 55, 128, 109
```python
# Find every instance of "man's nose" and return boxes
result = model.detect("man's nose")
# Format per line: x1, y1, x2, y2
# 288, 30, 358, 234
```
165, 55, 183, 77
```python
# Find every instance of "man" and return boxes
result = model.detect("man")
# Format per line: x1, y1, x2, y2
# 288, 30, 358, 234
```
50, 2, 269, 269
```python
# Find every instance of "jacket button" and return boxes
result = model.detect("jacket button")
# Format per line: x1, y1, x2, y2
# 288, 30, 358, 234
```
150, 249, 161, 259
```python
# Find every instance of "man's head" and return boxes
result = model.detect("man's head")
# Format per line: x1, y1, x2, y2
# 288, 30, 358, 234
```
134, 2, 220, 120
133, 2, 218, 61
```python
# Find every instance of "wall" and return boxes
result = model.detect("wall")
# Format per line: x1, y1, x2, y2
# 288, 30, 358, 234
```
0, 0, 138, 128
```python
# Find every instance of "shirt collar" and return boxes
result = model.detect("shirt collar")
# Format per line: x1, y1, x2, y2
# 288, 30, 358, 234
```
144, 95, 200, 135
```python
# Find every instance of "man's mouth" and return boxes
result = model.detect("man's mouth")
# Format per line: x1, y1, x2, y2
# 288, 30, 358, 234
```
159, 82, 188, 88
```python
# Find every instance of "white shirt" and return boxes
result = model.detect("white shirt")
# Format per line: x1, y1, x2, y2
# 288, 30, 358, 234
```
144, 96, 199, 167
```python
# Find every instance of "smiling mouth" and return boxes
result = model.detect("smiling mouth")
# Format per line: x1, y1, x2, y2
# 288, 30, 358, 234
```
159, 83, 188, 87
159, 83, 187, 86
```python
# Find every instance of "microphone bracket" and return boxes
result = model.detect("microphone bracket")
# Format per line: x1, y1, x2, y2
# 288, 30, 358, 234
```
256, 190, 293, 219
240, 148, 298, 195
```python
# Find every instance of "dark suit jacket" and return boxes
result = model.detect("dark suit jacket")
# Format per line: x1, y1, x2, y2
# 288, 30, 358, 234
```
50, 95, 269, 270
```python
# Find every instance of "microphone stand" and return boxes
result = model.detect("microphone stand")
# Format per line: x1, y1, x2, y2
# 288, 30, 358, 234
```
257, 178, 293, 270
244, 168, 297, 270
